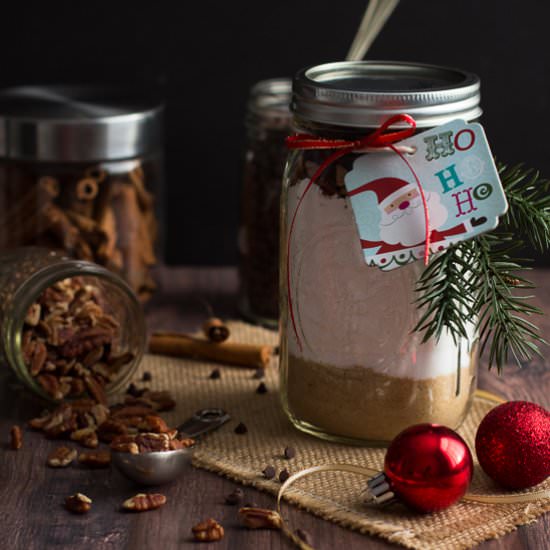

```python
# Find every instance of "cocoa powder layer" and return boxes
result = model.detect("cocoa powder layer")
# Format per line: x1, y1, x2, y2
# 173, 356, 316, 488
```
284, 353, 477, 444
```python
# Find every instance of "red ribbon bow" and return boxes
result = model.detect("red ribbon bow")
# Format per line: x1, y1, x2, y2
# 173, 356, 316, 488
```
285, 114, 431, 350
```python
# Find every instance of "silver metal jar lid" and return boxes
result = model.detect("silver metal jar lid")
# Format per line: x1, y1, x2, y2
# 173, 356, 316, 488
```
292, 61, 481, 128
248, 78, 292, 118
0, 85, 163, 162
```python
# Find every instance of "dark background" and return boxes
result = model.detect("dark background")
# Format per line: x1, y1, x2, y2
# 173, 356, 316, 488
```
0, 0, 548, 265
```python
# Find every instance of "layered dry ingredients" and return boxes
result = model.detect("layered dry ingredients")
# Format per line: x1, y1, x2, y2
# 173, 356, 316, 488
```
282, 158, 477, 443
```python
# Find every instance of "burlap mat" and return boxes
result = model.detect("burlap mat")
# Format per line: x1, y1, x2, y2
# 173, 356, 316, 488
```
134, 322, 550, 550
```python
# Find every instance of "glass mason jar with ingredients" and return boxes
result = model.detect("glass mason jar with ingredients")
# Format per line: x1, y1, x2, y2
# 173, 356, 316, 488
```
0, 86, 163, 301
238, 78, 292, 327
0, 247, 145, 403
280, 61, 482, 445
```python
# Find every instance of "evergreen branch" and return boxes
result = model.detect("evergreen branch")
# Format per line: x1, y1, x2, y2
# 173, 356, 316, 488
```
468, 233, 546, 372
498, 162, 550, 251
414, 213, 548, 373
413, 240, 478, 345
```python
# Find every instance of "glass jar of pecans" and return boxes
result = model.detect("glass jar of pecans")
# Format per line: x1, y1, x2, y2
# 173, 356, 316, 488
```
0, 247, 145, 403
0, 86, 163, 301
238, 78, 292, 327
280, 61, 482, 445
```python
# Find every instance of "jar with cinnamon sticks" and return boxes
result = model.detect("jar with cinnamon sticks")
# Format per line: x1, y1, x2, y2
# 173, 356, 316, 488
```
0, 247, 145, 403
238, 79, 292, 327
0, 86, 163, 301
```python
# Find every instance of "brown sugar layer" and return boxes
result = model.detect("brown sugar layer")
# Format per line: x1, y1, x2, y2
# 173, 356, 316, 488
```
284, 353, 477, 444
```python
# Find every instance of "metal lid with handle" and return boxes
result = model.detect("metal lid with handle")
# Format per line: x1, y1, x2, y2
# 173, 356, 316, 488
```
0, 85, 163, 162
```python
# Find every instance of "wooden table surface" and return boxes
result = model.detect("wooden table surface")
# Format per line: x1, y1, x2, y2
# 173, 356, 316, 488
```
1, 266, 548, 550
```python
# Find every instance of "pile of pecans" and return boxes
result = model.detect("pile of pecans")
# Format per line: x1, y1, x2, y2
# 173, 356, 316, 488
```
28, 389, 176, 450
21, 276, 135, 402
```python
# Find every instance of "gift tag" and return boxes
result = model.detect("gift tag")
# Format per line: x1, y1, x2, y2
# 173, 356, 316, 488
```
344, 119, 508, 270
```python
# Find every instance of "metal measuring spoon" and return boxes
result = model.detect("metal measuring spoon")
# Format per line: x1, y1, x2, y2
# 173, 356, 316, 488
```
112, 408, 230, 485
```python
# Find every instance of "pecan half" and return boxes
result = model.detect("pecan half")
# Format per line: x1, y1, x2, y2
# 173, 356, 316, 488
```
59, 326, 114, 359
47, 446, 77, 467
82, 346, 105, 368
122, 493, 166, 512
70, 427, 99, 448
37, 373, 62, 400
169, 437, 195, 450
110, 436, 139, 454
90, 404, 110, 426
30, 340, 48, 376
141, 415, 169, 433
192, 518, 224, 542
143, 391, 176, 412
28, 412, 52, 430
43, 405, 78, 438
107, 351, 135, 371
97, 419, 128, 442
238, 507, 283, 529
78, 449, 111, 468
135, 432, 170, 453
10, 425, 23, 450
25, 303, 42, 326
84, 375, 107, 406
65, 493, 92, 514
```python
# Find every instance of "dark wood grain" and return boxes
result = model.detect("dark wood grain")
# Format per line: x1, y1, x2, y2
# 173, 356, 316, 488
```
1, 266, 548, 550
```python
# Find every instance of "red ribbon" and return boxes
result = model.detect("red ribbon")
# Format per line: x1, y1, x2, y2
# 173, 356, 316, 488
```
285, 114, 430, 350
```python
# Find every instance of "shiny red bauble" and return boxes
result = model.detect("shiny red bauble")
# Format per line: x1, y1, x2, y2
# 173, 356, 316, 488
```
475, 401, 550, 489
384, 424, 473, 513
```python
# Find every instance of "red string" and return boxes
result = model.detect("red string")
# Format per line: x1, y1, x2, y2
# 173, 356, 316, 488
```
387, 144, 431, 264
285, 114, 427, 350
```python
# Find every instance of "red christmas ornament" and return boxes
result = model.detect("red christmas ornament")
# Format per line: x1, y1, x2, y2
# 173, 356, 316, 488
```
366, 424, 473, 513
475, 400, 550, 490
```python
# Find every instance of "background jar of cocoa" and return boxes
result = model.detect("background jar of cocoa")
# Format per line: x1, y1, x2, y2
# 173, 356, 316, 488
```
0, 247, 145, 403
0, 86, 164, 302
280, 61, 482, 445
238, 78, 292, 328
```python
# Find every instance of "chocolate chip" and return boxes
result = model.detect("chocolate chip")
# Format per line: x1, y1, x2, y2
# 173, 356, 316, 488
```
209, 368, 221, 380
273, 346, 280, 355
284, 446, 296, 459
225, 488, 244, 505
279, 468, 290, 483
142, 371, 152, 382
126, 383, 145, 398
295, 528, 312, 545
262, 465, 276, 479
252, 367, 265, 379
256, 382, 268, 394
234, 422, 247, 435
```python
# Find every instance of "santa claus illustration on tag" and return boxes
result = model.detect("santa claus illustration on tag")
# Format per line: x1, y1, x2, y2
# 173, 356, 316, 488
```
344, 120, 509, 270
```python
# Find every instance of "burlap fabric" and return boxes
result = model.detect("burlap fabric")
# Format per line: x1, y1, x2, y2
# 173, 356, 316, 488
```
135, 322, 550, 550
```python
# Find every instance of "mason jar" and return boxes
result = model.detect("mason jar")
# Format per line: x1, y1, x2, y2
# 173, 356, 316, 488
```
280, 61, 481, 445
0, 247, 145, 403
238, 78, 292, 327
0, 86, 163, 301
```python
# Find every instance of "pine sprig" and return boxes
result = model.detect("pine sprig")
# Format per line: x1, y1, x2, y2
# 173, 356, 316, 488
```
470, 233, 546, 372
413, 240, 477, 344
414, 163, 549, 372
498, 162, 550, 250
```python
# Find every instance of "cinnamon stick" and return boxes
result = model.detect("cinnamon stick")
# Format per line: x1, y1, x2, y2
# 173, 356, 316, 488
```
149, 332, 273, 369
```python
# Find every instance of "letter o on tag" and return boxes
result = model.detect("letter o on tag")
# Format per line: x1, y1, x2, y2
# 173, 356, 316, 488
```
454, 129, 475, 151
473, 183, 493, 200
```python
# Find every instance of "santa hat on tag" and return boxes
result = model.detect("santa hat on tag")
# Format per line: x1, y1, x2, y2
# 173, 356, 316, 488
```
351, 177, 416, 208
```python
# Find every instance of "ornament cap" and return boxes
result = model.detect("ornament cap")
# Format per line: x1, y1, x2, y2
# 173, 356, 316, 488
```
364, 472, 396, 506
